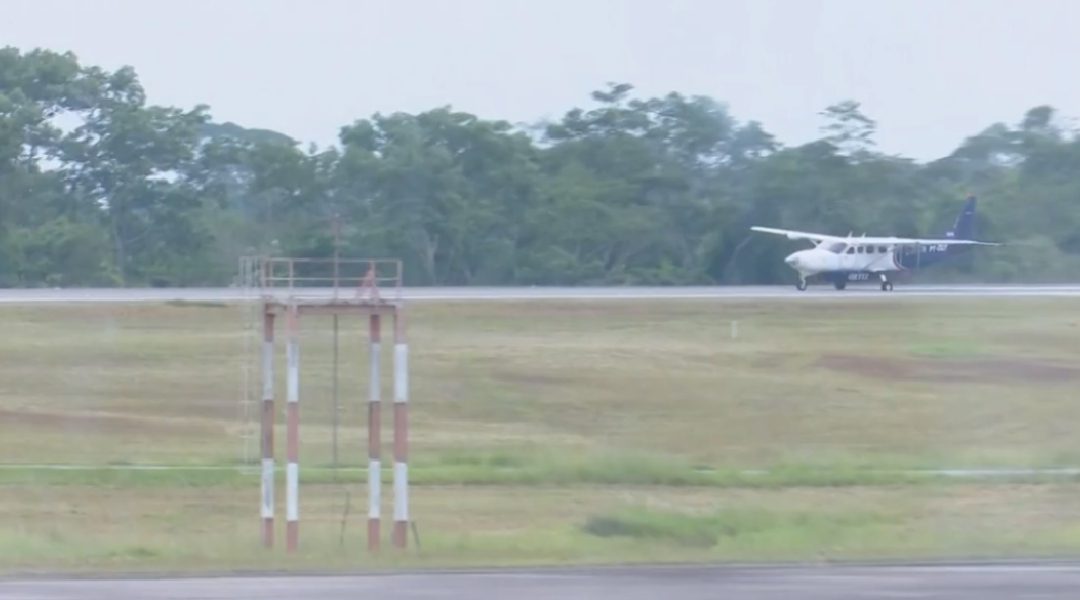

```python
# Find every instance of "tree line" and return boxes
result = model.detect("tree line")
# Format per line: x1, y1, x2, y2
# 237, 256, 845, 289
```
2, 47, 1078, 288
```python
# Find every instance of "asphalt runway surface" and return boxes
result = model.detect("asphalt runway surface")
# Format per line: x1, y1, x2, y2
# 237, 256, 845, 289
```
5, 563, 1080, 599
2, 284, 1080, 304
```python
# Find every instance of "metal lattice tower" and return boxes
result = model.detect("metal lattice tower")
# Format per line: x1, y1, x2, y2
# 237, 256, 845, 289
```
241, 255, 410, 554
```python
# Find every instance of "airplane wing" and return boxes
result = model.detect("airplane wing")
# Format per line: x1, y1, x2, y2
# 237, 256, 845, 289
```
749, 226, 840, 243
859, 236, 1001, 247
751, 228, 1000, 247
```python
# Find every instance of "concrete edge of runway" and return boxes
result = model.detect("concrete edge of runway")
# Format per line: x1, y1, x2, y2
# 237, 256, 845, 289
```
5, 556, 1080, 582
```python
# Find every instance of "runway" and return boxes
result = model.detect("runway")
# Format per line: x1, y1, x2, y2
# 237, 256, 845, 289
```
2, 284, 1080, 304
5, 563, 1080, 599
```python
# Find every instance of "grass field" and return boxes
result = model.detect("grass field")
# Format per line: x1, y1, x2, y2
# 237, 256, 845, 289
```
2, 297, 1080, 571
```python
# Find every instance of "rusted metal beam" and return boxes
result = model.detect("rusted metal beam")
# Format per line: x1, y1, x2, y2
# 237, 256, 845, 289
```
368, 313, 382, 552
285, 303, 301, 553
392, 308, 409, 549
260, 309, 275, 548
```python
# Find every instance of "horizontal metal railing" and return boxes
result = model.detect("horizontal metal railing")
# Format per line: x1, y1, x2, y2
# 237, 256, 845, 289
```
242, 256, 403, 303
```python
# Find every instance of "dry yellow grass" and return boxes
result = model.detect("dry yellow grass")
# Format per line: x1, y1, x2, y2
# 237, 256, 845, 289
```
3, 298, 1079, 469
3, 297, 1080, 570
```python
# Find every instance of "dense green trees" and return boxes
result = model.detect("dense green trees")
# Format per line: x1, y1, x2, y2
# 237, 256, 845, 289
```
2, 47, 1078, 287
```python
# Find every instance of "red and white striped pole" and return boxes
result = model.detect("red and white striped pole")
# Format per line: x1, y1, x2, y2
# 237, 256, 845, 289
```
367, 313, 382, 552
392, 308, 409, 549
260, 309, 275, 548
285, 303, 301, 553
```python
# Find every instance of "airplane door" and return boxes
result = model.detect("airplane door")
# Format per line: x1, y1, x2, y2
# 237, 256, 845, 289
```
899, 245, 920, 270
841, 246, 857, 271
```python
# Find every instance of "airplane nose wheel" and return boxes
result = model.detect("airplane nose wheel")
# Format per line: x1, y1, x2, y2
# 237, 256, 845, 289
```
796, 279, 808, 291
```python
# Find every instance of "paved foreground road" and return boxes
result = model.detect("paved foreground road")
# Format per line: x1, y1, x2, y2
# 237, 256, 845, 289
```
5, 563, 1080, 599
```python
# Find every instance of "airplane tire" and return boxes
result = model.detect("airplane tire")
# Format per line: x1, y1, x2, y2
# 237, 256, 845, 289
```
881, 281, 894, 291
834, 280, 847, 290
796, 280, 808, 291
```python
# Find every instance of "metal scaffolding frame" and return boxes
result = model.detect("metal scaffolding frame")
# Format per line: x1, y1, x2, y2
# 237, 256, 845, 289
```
241, 255, 410, 553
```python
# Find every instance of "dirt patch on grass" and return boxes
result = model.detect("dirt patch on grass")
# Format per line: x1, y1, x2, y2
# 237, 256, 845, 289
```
0, 408, 218, 436
995, 333, 1080, 354
749, 352, 803, 369
818, 354, 1080, 384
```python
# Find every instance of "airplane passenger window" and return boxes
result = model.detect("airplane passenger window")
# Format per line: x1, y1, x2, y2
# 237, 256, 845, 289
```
857, 247, 864, 253
878, 246, 887, 253
846, 247, 855, 254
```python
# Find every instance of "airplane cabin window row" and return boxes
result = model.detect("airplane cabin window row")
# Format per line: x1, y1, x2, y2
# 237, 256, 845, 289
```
845, 246, 889, 254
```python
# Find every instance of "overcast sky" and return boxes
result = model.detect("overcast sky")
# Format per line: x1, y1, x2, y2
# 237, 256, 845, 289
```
4, 0, 1077, 161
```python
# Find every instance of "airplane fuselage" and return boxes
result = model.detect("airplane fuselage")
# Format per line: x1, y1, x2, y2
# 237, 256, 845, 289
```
785, 241, 953, 278
786, 243, 893, 276
783, 240, 964, 290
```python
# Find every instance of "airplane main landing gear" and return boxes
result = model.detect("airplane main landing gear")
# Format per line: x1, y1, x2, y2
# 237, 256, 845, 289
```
879, 273, 894, 291
834, 280, 847, 290
795, 279, 808, 291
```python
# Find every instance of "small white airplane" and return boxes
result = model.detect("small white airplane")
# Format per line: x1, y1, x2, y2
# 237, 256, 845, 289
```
750, 196, 1000, 291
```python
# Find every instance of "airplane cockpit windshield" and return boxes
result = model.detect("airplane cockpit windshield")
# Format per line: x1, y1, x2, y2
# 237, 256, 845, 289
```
822, 241, 847, 253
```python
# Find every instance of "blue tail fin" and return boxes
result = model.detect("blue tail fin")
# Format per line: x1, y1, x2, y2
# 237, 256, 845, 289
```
897, 195, 981, 270
946, 195, 977, 240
